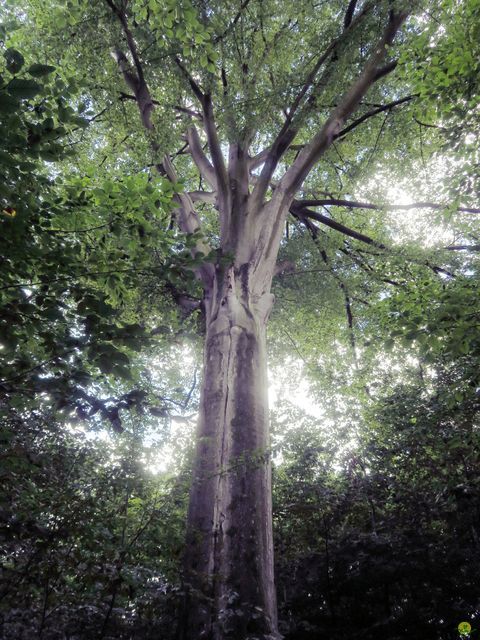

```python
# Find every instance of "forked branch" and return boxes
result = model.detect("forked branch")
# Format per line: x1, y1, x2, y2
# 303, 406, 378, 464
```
278, 10, 409, 198
291, 203, 385, 248
175, 57, 230, 206
250, 0, 376, 207
104, 0, 213, 285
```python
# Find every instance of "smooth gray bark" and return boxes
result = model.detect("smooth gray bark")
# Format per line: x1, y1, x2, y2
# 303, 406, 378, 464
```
182, 262, 278, 639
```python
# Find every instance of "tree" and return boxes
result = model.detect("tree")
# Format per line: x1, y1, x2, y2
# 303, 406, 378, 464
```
3, 1, 480, 637
100, 5, 410, 637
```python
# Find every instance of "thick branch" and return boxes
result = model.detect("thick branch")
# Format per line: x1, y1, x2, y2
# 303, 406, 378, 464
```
175, 105, 203, 120
250, 42, 336, 205
175, 58, 229, 206
104, 0, 145, 82
249, 147, 271, 172
203, 95, 229, 205
105, 0, 213, 286
373, 60, 398, 82
111, 49, 154, 130
278, 11, 408, 198
188, 191, 217, 204
259, 94, 414, 158
162, 156, 207, 239
250, 1, 375, 207
344, 0, 359, 29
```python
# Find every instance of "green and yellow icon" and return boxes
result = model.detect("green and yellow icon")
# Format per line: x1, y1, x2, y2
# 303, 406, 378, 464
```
458, 621, 472, 636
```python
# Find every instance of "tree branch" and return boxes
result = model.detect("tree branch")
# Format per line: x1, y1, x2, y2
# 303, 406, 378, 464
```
336, 94, 415, 139
105, 0, 213, 286
111, 48, 154, 130
249, 41, 337, 208
202, 95, 230, 205
188, 191, 217, 204
250, 0, 376, 208
104, 0, 145, 82
175, 105, 203, 120
174, 56, 205, 103
270, 94, 415, 155
344, 0, 359, 30
294, 198, 480, 214
248, 146, 272, 172
319, 246, 358, 362
278, 10, 408, 198
444, 244, 480, 251
372, 60, 398, 82
119, 92, 202, 120
292, 206, 457, 280
291, 204, 385, 248
175, 58, 229, 206
186, 127, 217, 189
214, 0, 252, 43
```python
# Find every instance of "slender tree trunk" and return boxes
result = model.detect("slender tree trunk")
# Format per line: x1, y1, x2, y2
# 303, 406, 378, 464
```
181, 260, 279, 639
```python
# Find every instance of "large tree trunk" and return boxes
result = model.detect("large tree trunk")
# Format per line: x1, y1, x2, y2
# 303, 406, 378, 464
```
181, 260, 279, 640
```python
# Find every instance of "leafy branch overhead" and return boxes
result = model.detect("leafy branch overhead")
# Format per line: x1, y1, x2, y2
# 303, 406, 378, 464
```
1, 0, 478, 450
1, 2, 480, 637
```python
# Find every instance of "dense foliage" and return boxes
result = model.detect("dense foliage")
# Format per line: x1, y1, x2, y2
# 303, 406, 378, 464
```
1, 0, 480, 638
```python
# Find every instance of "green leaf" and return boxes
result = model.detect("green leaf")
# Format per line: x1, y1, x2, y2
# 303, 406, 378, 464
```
27, 63, 56, 77
384, 338, 395, 352
3, 48, 24, 74
7, 78, 41, 99
97, 353, 114, 374
0, 91, 19, 111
